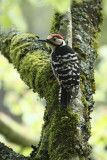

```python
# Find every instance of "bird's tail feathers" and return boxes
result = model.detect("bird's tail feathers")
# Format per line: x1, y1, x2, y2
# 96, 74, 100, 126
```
59, 87, 71, 109
59, 85, 79, 109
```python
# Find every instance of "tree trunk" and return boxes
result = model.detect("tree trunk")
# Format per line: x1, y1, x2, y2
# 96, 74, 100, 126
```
0, 0, 103, 160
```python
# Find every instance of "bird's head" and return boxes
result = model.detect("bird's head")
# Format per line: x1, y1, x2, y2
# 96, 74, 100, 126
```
38, 34, 65, 51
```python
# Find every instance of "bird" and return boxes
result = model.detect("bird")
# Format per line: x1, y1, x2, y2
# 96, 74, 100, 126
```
38, 34, 80, 109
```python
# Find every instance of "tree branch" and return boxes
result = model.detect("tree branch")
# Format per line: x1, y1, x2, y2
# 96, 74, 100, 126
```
50, 8, 72, 46
0, 0, 103, 159
0, 143, 29, 160
0, 27, 57, 100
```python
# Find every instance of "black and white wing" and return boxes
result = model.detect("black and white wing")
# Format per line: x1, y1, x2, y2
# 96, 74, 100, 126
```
51, 45, 80, 108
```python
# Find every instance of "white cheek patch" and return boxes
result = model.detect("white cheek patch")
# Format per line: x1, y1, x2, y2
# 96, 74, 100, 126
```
60, 40, 66, 47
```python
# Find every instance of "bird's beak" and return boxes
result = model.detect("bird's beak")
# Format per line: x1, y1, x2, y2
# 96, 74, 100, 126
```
38, 39, 49, 43
38, 39, 57, 46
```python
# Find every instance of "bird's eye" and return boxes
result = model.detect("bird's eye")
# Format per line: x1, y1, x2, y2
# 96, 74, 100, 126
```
53, 37, 56, 41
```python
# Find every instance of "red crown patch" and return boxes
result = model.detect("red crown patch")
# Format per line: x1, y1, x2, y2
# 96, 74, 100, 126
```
49, 34, 64, 40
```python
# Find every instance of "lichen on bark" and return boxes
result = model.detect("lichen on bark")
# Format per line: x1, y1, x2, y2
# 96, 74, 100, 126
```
0, 143, 29, 160
72, 0, 103, 142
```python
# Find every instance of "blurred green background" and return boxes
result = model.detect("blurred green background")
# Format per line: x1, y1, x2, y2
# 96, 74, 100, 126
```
0, 0, 107, 159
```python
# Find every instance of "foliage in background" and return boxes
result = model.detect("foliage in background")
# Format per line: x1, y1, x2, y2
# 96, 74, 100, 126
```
94, 46, 107, 102
103, 0, 107, 16
89, 107, 107, 160
89, 45, 107, 160
0, 0, 84, 30
26, 0, 72, 13
0, 0, 27, 30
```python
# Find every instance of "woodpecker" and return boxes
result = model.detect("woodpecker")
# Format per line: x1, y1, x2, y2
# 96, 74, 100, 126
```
38, 34, 80, 109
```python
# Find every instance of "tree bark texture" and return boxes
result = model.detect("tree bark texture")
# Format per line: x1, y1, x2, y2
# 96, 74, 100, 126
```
0, 0, 103, 160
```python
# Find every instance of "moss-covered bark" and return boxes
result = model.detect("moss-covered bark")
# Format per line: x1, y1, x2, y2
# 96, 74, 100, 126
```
0, 0, 103, 160
0, 143, 29, 160
72, 0, 103, 142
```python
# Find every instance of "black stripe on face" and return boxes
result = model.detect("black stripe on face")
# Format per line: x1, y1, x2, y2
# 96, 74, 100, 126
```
46, 39, 58, 46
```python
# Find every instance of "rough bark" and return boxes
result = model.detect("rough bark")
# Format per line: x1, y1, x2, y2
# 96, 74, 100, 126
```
0, 143, 29, 160
0, 0, 103, 160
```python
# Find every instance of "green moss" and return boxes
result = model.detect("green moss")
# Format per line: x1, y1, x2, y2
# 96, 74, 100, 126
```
97, 8, 104, 24
90, 81, 96, 94
81, 96, 88, 108
50, 12, 64, 34
74, 45, 87, 59
35, 125, 50, 160
9, 32, 55, 100
10, 33, 39, 67
80, 75, 86, 81
49, 110, 79, 160
1, 29, 20, 62
90, 36, 99, 58
80, 82, 86, 96
71, 2, 103, 158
